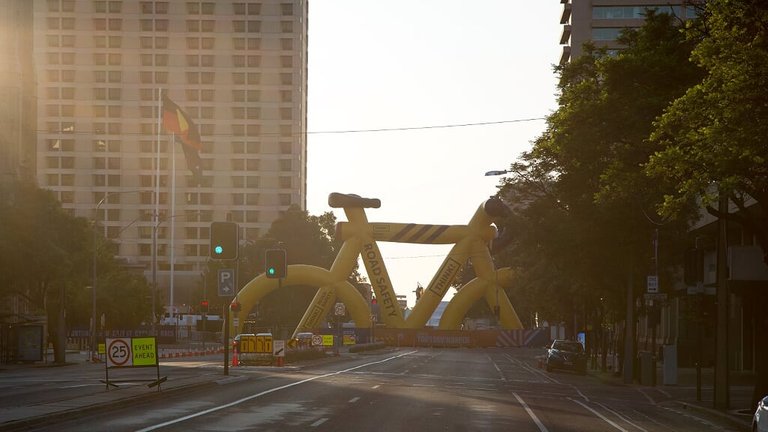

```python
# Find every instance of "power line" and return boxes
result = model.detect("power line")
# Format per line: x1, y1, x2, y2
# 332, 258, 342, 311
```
307, 118, 546, 135
34, 116, 547, 138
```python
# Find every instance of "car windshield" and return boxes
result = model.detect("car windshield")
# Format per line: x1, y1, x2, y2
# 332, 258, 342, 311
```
554, 341, 583, 352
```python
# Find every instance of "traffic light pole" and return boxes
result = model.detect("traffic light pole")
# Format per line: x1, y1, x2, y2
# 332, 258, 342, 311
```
224, 302, 230, 376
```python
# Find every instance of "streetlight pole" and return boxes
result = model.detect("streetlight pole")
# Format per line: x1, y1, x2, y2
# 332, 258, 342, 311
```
91, 190, 143, 362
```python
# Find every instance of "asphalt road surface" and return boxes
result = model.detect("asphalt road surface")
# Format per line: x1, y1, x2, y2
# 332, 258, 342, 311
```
20, 348, 742, 432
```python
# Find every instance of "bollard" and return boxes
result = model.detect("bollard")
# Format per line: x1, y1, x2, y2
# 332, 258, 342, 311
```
696, 362, 702, 401
232, 349, 238, 367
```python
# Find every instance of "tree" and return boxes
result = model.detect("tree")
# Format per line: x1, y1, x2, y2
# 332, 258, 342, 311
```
0, 180, 154, 362
646, 0, 768, 407
496, 11, 702, 341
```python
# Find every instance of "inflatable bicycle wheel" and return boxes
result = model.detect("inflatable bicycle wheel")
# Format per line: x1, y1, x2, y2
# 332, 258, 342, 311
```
228, 264, 371, 337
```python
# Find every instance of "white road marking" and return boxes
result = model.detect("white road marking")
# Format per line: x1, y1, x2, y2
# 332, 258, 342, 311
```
487, 355, 507, 382
348, 397, 360, 403
513, 392, 550, 432
311, 418, 328, 427
636, 388, 656, 405
505, 354, 560, 384
570, 384, 589, 402
569, 397, 629, 432
371, 384, 381, 389
596, 401, 648, 432
135, 350, 418, 432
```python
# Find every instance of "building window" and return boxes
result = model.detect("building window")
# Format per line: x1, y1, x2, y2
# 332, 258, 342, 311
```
281, 21, 293, 33
279, 194, 292, 206
592, 6, 682, 20
279, 176, 292, 188
592, 28, 623, 41
279, 159, 292, 171
281, 3, 293, 15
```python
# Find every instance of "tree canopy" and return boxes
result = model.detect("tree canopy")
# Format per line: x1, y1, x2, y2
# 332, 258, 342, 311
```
496, 11, 703, 328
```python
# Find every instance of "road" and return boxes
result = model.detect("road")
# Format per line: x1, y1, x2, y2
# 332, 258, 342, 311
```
13, 348, 743, 431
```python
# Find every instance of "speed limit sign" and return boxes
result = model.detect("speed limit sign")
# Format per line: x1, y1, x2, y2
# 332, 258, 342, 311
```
106, 338, 133, 367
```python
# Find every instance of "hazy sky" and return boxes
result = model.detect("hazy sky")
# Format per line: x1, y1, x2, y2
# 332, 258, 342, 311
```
305, 1, 564, 306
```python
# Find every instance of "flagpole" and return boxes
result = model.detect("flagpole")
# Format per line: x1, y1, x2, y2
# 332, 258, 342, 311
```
153, 88, 162, 336
170, 132, 176, 322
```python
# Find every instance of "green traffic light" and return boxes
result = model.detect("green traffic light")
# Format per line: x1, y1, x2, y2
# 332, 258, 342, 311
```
267, 267, 276, 276
214, 245, 223, 254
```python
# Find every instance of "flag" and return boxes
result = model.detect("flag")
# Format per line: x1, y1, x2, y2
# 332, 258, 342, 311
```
162, 95, 203, 185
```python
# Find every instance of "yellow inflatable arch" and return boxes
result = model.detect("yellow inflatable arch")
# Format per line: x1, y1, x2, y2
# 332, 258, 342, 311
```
228, 264, 371, 337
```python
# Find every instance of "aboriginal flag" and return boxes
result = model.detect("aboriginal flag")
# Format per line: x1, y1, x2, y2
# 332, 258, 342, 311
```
162, 95, 203, 185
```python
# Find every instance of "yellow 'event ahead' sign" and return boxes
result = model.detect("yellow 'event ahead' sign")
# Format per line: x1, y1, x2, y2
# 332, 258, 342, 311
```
132, 337, 157, 366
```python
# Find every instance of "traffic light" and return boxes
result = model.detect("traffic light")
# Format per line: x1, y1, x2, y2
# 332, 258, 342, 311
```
264, 249, 287, 279
230, 301, 241, 313
210, 221, 238, 260
200, 300, 209, 314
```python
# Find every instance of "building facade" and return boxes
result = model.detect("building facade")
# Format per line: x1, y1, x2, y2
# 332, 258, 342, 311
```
559, 0, 698, 64
34, 0, 308, 308
0, 1, 37, 185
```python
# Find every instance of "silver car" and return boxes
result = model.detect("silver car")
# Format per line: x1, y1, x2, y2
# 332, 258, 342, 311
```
754, 395, 768, 432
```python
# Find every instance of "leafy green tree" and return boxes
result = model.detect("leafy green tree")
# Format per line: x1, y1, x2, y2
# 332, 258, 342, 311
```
496, 11, 702, 339
1, 181, 154, 362
646, 0, 768, 407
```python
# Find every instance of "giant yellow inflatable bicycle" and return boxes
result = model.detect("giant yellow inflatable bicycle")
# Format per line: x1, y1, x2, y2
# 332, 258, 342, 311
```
229, 193, 523, 337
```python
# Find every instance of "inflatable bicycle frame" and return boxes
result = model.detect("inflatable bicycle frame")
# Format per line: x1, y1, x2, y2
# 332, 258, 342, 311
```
229, 193, 523, 338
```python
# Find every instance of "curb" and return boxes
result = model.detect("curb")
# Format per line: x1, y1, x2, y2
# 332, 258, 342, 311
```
0, 373, 222, 432
672, 401, 752, 431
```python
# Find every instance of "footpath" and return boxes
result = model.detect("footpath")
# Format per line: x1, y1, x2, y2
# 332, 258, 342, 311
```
0, 346, 351, 431
0, 348, 758, 431
589, 362, 755, 432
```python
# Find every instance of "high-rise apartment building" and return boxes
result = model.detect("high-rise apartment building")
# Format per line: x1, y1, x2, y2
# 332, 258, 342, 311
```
0, 1, 37, 185
558, 1, 699, 64
34, 0, 308, 308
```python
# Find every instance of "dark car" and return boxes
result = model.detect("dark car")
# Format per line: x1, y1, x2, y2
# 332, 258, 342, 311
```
545, 339, 587, 374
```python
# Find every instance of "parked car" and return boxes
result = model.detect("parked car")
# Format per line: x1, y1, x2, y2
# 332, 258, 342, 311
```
753, 395, 768, 432
545, 339, 587, 374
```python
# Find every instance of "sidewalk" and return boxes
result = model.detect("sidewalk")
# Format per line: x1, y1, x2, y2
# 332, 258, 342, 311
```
0, 346, 354, 430
590, 363, 755, 431
0, 350, 232, 430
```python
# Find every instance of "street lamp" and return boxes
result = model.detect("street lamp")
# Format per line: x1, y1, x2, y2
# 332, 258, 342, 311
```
91, 190, 143, 362
484, 170, 510, 176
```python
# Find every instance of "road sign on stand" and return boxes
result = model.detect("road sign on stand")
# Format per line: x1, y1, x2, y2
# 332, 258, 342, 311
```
106, 338, 132, 367
273, 340, 285, 357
